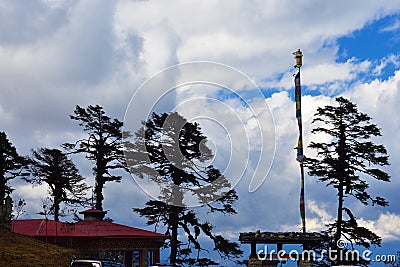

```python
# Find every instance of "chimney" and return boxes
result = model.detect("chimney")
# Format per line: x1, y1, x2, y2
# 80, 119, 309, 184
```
79, 207, 107, 221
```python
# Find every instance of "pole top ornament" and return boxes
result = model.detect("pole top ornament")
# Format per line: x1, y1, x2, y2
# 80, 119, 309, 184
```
293, 49, 303, 68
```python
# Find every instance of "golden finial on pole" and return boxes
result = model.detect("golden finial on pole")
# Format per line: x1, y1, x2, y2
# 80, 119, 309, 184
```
293, 49, 303, 68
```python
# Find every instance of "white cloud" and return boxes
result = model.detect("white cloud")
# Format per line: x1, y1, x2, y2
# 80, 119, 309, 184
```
281, 200, 333, 233
373, 54, 400, 75
116, 0, 400, 80
11, 183, 49, 218
304, 59, 371, 86
358, 213, 400, 241
380, 18, 400, 32
346, 69, 400, 163
265, 58, 372, 91
282, 201, 400, 242
0, 104, 13, 123
308, 200, 334, 223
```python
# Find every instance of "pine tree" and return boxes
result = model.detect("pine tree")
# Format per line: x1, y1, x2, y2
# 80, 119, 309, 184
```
25, 148, 88, 221
63, 105, 126, 210
306, 97, 390, 265
126, 112, 242, 265
0, 132, 28, 205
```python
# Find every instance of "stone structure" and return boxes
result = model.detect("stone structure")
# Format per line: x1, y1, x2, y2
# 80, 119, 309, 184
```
239, 231, 323, 267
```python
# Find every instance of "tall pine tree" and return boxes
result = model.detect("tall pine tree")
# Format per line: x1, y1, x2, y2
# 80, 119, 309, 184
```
126, 112, 242, 265
306, 97, 390, 265
25, 148, 88, 221
63, 105, 126, 210
0, 132, 28, 227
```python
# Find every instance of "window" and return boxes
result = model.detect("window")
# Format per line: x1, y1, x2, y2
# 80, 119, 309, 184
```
147, 250, 155, 266
104, 250, 124, 263
133, 250, 140, 267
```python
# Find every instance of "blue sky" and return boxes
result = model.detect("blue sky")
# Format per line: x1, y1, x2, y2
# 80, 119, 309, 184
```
338, 14, 400, 61
1, 1, 400, 266
335, 14, 400, 90
261, 14, 400, 99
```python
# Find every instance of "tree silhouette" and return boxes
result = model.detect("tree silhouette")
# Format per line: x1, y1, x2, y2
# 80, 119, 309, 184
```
306, 97, 390, 265
25, 148, 88, 221
63, 105, 126, 210
126, 112, 242, 265
0, 131, 28, 213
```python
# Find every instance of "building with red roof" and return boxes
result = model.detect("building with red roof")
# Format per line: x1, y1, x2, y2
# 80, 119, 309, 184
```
12, 208, 168, 267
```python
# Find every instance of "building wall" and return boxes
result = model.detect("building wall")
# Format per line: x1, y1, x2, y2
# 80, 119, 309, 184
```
42, 236, 162, 267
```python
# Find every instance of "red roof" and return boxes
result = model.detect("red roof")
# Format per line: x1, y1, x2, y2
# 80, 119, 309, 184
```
79, 208, 107, 214
12, 219, 168, 239
74, 220, 167, 237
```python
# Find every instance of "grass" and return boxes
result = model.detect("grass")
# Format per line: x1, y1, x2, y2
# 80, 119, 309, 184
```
0, 227, 75, 267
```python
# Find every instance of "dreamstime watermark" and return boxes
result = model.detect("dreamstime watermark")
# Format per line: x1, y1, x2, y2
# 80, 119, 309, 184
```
256, 239, 397, 263
123, 62, 276, 207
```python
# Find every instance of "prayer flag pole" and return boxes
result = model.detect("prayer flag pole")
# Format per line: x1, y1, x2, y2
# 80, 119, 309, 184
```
293, 49, 306, 233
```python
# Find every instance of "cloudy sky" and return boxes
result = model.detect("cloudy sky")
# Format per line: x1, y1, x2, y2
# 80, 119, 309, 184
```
2, 0, 400, 265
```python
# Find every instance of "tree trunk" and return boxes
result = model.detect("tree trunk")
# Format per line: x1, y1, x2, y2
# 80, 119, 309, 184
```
335, 116, 346, 265
0, 178, 5, 227
0, 179, 5, 204
0, 170, 7, 204
95, 178, 104, 211
169, 207, 179, 265
95, 154, 106, 211
54, 197, 60, 222
169, 185, 183, 265
336, 182, 343, 241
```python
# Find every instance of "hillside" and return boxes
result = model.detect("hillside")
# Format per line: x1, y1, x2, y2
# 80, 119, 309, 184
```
0, 228, 75, 267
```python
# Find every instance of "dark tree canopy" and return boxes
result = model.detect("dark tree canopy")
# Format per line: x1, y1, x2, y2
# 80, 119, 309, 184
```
126, 112, 242, 265
63, 105, 126, 210
25, 148, 88, 221
0, 131, 28, 203
306, 97, 390, 265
